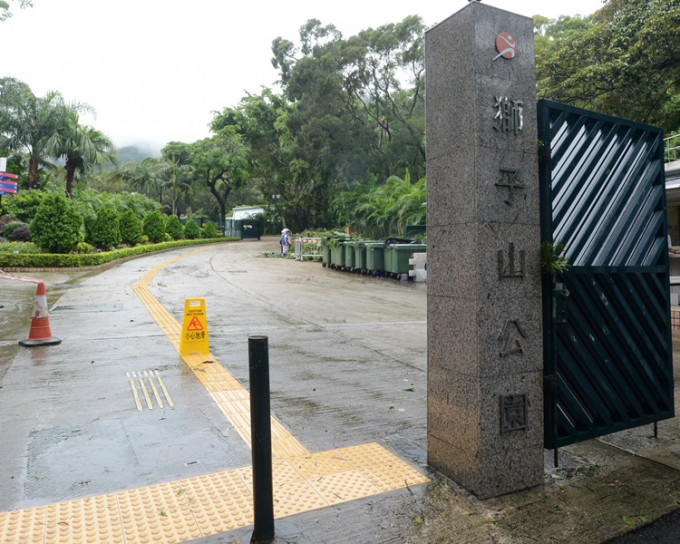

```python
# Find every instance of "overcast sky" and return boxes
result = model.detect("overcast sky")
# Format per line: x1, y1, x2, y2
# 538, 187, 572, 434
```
3, 0, 606, 152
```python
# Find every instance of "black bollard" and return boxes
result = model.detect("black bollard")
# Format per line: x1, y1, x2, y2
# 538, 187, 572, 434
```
249, 336, 275, 543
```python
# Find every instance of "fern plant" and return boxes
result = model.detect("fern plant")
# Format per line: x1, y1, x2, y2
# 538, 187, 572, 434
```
541, 241, 570, 276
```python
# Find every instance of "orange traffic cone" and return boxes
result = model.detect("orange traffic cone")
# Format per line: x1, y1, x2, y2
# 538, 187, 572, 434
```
19, 282, 61, 347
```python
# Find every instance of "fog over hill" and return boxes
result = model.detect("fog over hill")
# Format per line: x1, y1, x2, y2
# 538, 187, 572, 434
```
117, 144, 160, 165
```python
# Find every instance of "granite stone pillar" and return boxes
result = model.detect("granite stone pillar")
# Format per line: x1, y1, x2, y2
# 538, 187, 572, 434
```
426, 3, 543, 499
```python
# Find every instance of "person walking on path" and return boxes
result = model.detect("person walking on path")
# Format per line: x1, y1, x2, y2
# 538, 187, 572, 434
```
280, 228, 291, 257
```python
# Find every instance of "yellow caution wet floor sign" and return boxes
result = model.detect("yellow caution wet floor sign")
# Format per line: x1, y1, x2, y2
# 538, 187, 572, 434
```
179, 298, 210, 356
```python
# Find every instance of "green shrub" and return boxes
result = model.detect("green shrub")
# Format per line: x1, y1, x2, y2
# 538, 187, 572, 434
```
6, 190, 46, 222
143, 211, 166, 243
0, 213, 16, 229
30, 193, 83, 253
0, 241, 40, 254
71, 187, 103, 226
75, 241, 94, 254
0, 237, 239, 267
202, 222, 220, 239
184, 219, 200, 240
114, 192, 161, 219
165, 215, 184, 240
9, 225, 31, 242
87, 205, 121, 250
119, 208, 143, 246
140, 234, 149, 244
2, 221, 28, 238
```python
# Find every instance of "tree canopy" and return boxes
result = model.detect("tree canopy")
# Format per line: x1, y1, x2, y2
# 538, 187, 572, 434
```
536, 0, 680, 132
0, 0, 31, 22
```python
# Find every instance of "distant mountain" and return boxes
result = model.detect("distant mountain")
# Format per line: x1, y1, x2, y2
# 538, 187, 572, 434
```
117, 144, 160, 165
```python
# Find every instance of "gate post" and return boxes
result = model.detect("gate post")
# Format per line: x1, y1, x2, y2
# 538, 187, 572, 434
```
426, 3, 543, 498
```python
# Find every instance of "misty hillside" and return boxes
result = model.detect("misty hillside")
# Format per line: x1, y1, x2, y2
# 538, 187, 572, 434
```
117, 144, 159, 164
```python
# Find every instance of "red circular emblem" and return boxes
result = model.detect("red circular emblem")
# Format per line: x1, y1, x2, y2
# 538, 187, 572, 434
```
495, 32, 518, 60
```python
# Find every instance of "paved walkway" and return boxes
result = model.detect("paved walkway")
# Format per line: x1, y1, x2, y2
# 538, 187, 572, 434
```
1, 240, 679, 543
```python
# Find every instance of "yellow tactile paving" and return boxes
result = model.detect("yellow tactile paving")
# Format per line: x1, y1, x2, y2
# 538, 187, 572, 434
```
129, 376, 143, 411
0, 444, 428, 544
128, 371, 174, 411
0, 248, 428, 544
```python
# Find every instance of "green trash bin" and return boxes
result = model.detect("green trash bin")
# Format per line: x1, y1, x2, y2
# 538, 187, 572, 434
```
383, 244, 395, 276
343, 240, 356, 271
330, 242, 345, 269
365, 242, 385, 276
385, 243, 426, 279
354, 241, 372, 273
321, 239, 332, 267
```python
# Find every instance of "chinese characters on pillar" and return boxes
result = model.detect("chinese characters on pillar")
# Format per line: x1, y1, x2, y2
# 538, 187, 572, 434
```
498, 243, 526, 279
500, 394, 528, 433
495, 168, 524, 206
493, 96, 524, 134
493, 92, 528, 432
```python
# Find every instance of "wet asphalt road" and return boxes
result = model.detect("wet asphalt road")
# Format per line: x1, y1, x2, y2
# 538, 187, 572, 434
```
0, 240, 429, 541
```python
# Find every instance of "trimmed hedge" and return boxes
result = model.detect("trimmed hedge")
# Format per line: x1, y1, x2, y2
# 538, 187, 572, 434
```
0, 237, 239, 268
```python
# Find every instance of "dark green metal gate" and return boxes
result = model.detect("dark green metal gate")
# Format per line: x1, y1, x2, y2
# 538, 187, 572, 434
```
538, 99, 675, 450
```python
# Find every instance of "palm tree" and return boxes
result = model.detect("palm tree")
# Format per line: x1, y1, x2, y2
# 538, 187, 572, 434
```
333, 172, 426, 238
0, 79, 71, 188
47, 110, 117, 196
158, 142, 194, 216
125, 157, 167, 203
87, 166, 125, 193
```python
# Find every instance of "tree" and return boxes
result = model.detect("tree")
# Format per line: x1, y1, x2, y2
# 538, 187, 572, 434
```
273, 20, 373, 228
266, 16, 427, 230
46, 110, 117, 196
533, 14, 595, 58
332, 171, 425, 239
30, 193, 83, 253
87, 166, 125, 193
272, 16, 427, 179
158, 142, 193, 216
125, 157, 168, 204
0, 0, 31, 22
212, 89, 294, 228
190, 129, 248, 229
536, 0, 680, 132
0, 80, 71, 189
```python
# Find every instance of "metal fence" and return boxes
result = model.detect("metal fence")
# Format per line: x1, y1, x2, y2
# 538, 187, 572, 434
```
294, 237, 322, 261
665, 133, 680, 163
